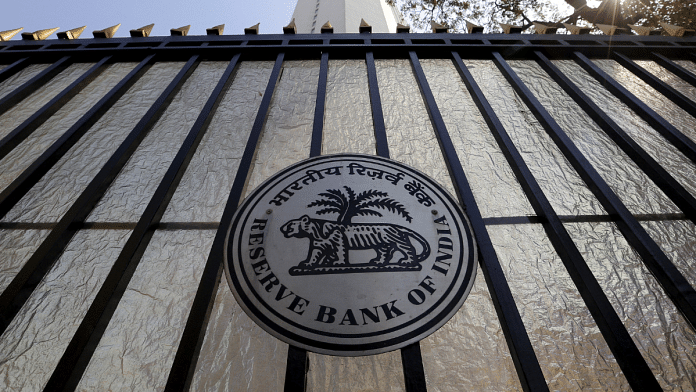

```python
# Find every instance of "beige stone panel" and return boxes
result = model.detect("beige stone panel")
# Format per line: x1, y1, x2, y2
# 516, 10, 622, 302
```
76, 230, 214, 391
243, 60, 318, 196
420, 264, 522, 391
466, 60, 605, 217
510, 59, 679, 215
376, 58, 520, 391
0, 63, 94, 140
87, 62, 227, 223
322, 60, 375, 155
675, 60, 696, 77
567, 222, 696, 390
1, 63, 183, 223
641, 220, 696, 294
161, 61, 274, 223
593, 59, 696, 144
190, 283, 289, 392
0, 63, 49, 100
490, 224, 629, 390
375, 59, 455, 197
191, 60, 318, 391
0, 63, 137, 193
636, 60, 696, 102
0, 229, 51, 294
307, 354, 405, 392
0, 229, 132, 391
555, 60, 696, 201
421, 58, 534, 219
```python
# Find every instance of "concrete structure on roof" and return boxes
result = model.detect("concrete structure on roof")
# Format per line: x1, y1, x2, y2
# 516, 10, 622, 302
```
291, 0, 403, 33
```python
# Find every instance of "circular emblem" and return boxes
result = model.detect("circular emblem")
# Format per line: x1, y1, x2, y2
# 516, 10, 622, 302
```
224, 154, 477, 356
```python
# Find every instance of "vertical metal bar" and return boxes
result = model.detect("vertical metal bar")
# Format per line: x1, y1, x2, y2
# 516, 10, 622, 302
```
0, 54, 156, 220
652, 52, 696, 88
408, 50, 548, 392
284, 50, 328, 392
41, 54, 240, 392
612, 52, 696, 115
573, 51, 696, 165
0, 56, 72, 115
0, 56, 199, 337
0, 57, 30, 84
0, 56, 111, 162
451, 51, 661, 390
400, 343, 427, 392
365, 51, 389, 158
368, 52, 428, 392
284, 345, 309, 392
164, 53, 286, 392
534, 51, 696, 226
310, 51, 329, 157
492, 51, 696, 331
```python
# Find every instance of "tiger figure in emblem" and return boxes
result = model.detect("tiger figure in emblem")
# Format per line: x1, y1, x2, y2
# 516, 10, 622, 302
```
280, 215, 431, 271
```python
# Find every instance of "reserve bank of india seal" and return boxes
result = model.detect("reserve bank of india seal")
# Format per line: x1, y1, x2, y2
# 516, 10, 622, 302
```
224, 154, 477, 356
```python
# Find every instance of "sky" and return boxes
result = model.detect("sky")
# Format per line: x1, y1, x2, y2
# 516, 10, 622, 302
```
0, 0, 593, 40
0, 0, 298, 39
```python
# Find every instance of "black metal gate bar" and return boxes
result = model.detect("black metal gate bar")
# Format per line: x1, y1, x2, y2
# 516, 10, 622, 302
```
365, 51, 389, 158
652, 53, 696, 88
613, 52, 696, 115
573, 52, 696, 165
284, 345, 310, 392
165, 53, 285, 392
309, 51, 329, 157
283, 49, 329, 392
0, 57, 29, 84
0, 54, 197, 337
410, 50, 548, 392
492, 52, 696, 331
400, 343, 427, 392
40, 54, 240, 392
0, 54, 155, 221
534, 51, 696, 226
0, 56, 111, 162
0, 56, 72, 115
367, 51, 428, 392
450, 51, 660, 390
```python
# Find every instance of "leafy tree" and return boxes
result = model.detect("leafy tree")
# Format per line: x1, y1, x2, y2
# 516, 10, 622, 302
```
621, 0, 695, 29
389, 0, 695, 33
307, 187, 412, 224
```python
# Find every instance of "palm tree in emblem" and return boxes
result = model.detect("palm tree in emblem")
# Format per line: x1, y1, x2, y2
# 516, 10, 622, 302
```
307, 186, 412, 224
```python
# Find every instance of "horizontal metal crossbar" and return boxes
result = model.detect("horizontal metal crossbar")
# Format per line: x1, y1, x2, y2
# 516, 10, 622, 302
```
0, 29, 695, 392
0, 33, 695, 61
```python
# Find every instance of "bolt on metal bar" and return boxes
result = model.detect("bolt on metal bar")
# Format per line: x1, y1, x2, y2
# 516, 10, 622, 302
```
613, 52, 696, 116
409, 50, 548, 392
0, 57, 30, 84
0, 55, 198, 339
0, 56, 72, 115
365, 51, 389, 158
164, 52, 285, 392
0, 54, 154, 221
493, 51, 696, 332
0, 56, 111, 162
452, 51, 660, 390
534, 51, 696, 226
309, 51, 329, 157
573, 52, 696, 166
41, 54, 240, 392
652, 52, 696, 88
